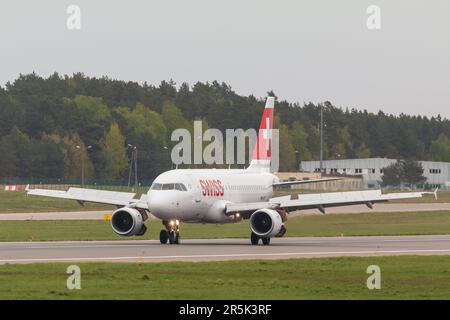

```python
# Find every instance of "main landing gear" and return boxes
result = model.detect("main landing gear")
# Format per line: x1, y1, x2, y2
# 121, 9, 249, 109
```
250, 232, 271, 245
160, 220, 180, 245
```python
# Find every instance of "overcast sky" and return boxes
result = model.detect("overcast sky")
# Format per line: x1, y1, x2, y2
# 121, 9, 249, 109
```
1, 0, 449, 118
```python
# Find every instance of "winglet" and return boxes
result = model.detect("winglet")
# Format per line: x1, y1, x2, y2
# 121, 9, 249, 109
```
422, 187, 439, 200
25, 184, 30, 192
434, 187, 439, 200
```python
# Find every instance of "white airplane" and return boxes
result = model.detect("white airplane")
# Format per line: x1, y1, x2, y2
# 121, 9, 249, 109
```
26, 97, 437, 245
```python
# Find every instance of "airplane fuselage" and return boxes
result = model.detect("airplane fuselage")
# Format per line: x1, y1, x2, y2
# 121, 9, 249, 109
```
147, 169, 278, 223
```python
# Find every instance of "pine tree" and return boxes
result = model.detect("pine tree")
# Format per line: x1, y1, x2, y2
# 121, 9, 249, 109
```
401, 159, 426, 186
431, 134, 450, 162
101, 122, 129, 179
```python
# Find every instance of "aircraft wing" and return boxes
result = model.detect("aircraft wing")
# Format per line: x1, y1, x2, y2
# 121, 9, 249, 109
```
273, 177, 341, 187
226, 189, 437, 216
26, 186, 149, 209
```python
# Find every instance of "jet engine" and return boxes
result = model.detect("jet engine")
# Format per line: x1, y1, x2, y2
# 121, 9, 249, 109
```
111, 207, 148, 236
250, 208, 286, 238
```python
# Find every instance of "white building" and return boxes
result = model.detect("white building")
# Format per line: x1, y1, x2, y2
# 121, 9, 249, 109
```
300, 158, 450, 189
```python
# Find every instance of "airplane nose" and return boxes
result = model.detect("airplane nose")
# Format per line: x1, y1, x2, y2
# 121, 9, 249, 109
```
147, 191, 161, 213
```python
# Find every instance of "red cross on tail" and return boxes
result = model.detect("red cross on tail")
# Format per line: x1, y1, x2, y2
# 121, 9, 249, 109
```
247, 97, 274, 172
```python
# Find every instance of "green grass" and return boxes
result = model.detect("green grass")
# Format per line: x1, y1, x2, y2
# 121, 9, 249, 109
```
1, 256, 450, 299
0, 191, 114, 213
1, 211, 450, 242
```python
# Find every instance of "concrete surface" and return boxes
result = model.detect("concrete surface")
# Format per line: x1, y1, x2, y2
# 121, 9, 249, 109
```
1, 235, 450, 264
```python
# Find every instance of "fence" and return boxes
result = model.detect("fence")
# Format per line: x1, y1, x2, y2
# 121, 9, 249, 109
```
1, 178, 154, 193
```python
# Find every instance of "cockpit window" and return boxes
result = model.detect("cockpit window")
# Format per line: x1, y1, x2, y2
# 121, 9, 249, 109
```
151, 183, 187, 191
151, 183, 162, 190
175, 183, 188, 191
162, 183, 175, 190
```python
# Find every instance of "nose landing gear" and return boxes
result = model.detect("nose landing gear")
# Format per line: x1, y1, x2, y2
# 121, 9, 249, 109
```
160, 220, 180, 244
159, 229, 169, 244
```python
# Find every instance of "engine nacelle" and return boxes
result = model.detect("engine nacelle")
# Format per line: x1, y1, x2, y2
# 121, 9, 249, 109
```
203, 200, 241, 223
111, 207, 148, 236
250, 208, 285, 238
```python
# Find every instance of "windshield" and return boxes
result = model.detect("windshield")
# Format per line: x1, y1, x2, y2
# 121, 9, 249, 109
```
151, 183, 187, 191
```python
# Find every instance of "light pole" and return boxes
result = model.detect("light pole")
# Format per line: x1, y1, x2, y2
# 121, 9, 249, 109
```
320, 103, 324, 173
76, 145, 92, 187
163, 146, 170, 169
127, 144, 138, 188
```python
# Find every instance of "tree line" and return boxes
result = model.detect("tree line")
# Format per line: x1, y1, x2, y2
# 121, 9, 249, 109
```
1, 72, 450, 183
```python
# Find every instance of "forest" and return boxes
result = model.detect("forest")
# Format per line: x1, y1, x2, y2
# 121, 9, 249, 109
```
1, 72, 450, 183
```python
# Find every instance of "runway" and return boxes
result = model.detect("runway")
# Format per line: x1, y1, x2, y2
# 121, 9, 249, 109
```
1, 235, 450, 264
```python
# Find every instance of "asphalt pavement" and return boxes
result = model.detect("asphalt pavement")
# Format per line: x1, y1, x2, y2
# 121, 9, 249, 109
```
1, 235, 450, 264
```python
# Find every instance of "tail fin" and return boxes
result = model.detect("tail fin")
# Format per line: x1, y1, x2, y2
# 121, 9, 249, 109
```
247, 97, 274, 172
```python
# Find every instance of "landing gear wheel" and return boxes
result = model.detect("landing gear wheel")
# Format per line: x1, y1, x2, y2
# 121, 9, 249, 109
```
169, 231, 176, 244
262, 237, 271, 245
251, 232, 260, 245
174, 232, 181, 244
163, 220, 181, 245
159, 230, 169, 244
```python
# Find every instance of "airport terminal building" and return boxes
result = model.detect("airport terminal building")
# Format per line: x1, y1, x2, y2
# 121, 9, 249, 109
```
300, 158, 450, 189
